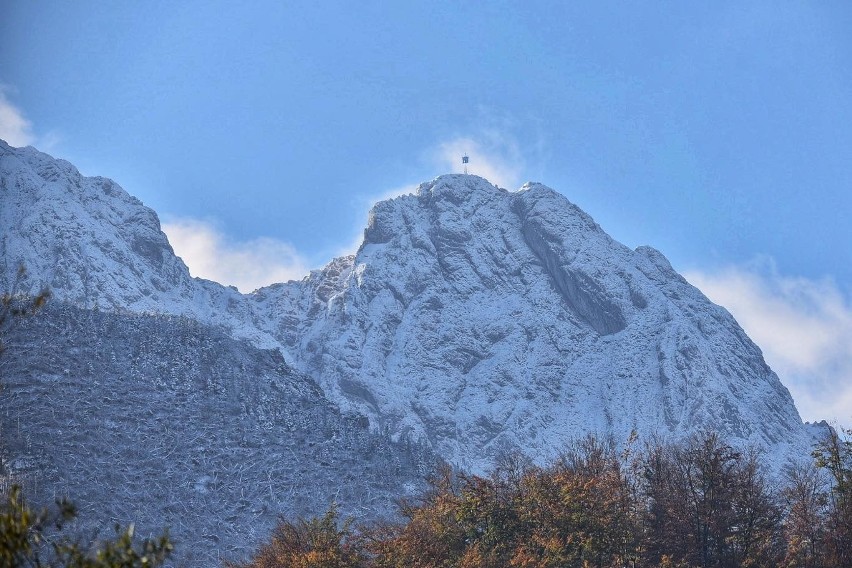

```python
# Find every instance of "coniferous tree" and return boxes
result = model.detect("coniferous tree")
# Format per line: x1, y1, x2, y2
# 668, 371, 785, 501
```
0, 265, 50, 359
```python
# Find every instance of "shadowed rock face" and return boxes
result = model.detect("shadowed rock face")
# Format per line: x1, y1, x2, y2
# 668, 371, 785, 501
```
514, 193, 626, 336
2, 142, 824, 481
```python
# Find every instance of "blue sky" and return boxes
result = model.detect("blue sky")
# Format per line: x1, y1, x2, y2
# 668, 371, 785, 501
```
2, 1, 851, 427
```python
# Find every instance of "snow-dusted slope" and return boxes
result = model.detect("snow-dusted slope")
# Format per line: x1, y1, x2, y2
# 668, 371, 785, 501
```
1, 141, 823, 474
0, 140, 272, 347
253, 175, 821, 471
1, 303, 430, 565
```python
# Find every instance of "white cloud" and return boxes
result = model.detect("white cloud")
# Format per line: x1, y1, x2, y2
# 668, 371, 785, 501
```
0, 89, 35, 147
0, 88, 61, 151
376, 183, 419, 201
330, 127, 532, 264
684, 261, 852, 428
433, 133, 525, 189
162, 218, 310, 293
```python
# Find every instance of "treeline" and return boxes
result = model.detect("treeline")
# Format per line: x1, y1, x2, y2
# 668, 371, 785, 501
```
233, 429, 852, 568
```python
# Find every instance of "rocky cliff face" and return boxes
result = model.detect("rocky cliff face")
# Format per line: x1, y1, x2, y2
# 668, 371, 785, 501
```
252, 175, 819, 471
1, 141, 823, 477
2, 142, 192, 309
0, 141, 271, 347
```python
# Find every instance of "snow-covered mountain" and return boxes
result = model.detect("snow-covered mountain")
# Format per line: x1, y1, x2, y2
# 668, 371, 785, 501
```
251, 174, 823, 470
1, 140, 824, 479
1, 140, 432, 564
0, 141, 273, 347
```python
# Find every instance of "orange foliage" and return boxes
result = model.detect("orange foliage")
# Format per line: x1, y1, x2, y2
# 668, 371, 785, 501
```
237, 431, 852, 568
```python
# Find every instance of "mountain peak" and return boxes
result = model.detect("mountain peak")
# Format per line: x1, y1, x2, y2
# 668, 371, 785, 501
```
272, 173, 818, 471
417, 173, 503, 195
1, 142, 183, 307
0, 142, 270, 348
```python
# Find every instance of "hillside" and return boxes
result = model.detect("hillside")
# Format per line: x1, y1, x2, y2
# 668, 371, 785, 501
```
0, 303, 431, 564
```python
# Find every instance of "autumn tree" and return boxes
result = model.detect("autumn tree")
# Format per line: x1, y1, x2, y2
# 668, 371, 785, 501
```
226, 431, 852, 568
366, 464, 470, 567
642, 432, 783, 568
0, 485, 172, 568
511, 436, 641, 568
229, 504, 366, 568
813, 426, 852, 567
781, 460, 828, 568
364, 438, 643, 568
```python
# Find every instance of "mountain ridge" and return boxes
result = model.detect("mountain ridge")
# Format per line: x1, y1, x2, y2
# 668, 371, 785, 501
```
0, 140, 826, 476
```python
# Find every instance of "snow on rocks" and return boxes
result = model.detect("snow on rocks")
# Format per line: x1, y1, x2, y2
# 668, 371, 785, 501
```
0, 142, 824, 474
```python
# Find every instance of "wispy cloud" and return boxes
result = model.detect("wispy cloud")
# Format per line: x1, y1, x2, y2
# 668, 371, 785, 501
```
433, 133, 525, 189
336, 125, 534, 261
0, 89, 35, 147
162, 218, 310, 293
0, 87, 62, 151
339, 183, 420, 258
685, 261, 852, 428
